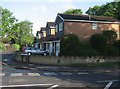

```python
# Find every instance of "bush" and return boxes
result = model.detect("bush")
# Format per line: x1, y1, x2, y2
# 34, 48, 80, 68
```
90, 34, 107, 53
60, 34, 98, 56
12, 44, 20, 51
113, 40, 120, 55
60, 34, 80, 56
0, 42, 5, 50
103, 45, 119, 56
78, 41, 98, 56
103, 30, 117, 44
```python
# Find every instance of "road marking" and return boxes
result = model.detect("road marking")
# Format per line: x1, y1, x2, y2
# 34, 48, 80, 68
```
11, 73, 22, 76
104, 81, 113, 89
78, 72, 89, 74
0, 84, 53, 88
0, 73, 5, 76
97, 80, 119, 89
47, 84, 59, 89
44, 72, 57, 76
28, 73, 40, 76
61, 72, 73, 75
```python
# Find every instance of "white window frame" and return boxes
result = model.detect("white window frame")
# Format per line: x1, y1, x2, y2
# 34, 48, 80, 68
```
92, 23, 97, 30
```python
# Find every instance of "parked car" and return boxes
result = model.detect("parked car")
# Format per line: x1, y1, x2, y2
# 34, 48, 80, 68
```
23, 47, 49, 56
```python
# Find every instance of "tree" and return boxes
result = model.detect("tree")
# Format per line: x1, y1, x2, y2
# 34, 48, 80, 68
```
0, 6, 18, 41
86, 5, 102, 15
18, 21, 34, 46
115, 1, 120, 20
86, 2, 119, 19
102, 30, 117, 44
63, 8, 83, 14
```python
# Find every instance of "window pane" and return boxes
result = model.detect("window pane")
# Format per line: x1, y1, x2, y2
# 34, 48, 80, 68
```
59, 22, 63, 31
51, 28, 55, 35
92, 23, 97, 30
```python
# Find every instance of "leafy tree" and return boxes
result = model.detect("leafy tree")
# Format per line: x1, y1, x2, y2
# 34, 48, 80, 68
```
0, 6, 18, 40
86, 5, 102, 15
63, 8, 83, 14
102, 30, 117, 44
86, 2, 119, 19
115, 1, 120, 20
18, 21, 34, 46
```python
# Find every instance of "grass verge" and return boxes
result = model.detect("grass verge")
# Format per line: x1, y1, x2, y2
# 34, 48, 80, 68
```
68, 61, 120, 68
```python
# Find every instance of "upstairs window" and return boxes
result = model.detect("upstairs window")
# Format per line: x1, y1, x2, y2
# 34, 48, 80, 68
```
59, 22, 63, 31
55, 25, 58, 32
43, 31, 46, 37
51, 28, 55, 35
92, 23, 97, 30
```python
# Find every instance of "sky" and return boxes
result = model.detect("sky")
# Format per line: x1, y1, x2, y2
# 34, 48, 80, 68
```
0, 0, 113, 36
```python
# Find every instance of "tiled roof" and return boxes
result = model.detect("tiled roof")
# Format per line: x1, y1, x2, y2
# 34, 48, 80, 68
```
58, 13, 118, 22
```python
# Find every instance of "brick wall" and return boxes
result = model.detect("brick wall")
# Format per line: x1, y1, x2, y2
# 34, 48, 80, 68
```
64, 21, 120, 40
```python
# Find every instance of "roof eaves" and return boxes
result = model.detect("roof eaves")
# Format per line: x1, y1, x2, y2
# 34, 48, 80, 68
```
64, 19, 120, 24
58, 14, 64, 21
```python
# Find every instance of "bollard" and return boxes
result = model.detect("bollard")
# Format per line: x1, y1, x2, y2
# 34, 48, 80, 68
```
21, 53, 30, 63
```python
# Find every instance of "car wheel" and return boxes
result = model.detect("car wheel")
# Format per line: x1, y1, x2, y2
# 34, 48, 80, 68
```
28, 53, 31, 55
43, 52, 47, 56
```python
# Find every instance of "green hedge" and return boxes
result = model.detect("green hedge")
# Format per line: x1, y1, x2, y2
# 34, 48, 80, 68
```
60, 33, 119, 57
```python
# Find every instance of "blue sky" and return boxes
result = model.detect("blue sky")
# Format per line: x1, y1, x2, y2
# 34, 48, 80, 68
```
1, 0, 113, 36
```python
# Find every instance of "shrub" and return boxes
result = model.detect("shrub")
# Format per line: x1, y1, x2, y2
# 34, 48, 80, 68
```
102, 45, 118, 56
0, 42, 5, 50
12, 44, 20, 51
113, 40, 120, 55
90, 34, 107, 53
78, 41, 98, 56
60, 34, 80, 56
103, 30, 117, 44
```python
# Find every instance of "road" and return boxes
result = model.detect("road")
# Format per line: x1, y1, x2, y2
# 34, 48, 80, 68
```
0, 52, 120, 89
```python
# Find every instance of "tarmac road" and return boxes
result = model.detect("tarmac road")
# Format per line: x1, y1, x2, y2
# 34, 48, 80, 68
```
0, 51, 120, 89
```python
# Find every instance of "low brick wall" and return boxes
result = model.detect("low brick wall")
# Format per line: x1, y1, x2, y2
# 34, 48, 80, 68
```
14, 52, 120, 65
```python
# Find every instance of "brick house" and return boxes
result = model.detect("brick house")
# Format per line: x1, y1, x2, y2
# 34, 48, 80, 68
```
38, 13, 120, 56
55, 13, 120, 40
